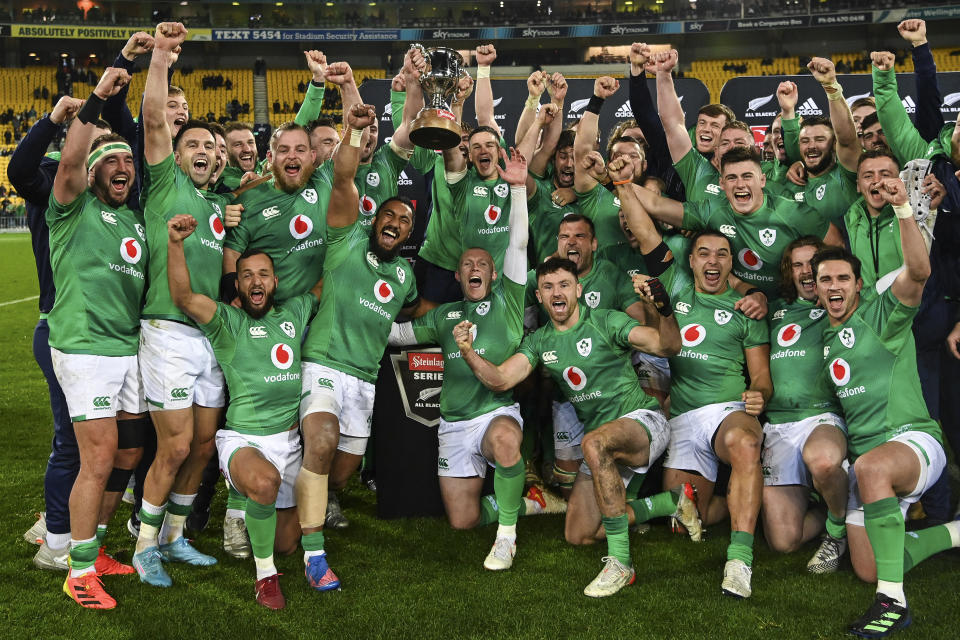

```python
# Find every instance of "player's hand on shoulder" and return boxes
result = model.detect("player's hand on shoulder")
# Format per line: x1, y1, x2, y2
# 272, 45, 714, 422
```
786, 161, 807, 187
734, 291, 767, 320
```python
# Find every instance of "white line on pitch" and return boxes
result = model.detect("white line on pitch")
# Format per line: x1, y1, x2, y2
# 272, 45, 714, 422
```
0, 295, 39, 307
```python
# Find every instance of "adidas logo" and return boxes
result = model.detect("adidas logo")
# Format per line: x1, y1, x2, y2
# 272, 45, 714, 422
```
902, 95, 916, 113
614, 101, 633, 118
797, 98, 822, 116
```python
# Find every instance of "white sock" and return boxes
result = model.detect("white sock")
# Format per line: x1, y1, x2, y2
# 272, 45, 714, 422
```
523, 497, 543, 515
255, 554, 277, 581
944, 520, 960, 547
226, 508, 246, 520
496, 524, 517, 543
877, 580, 907, 607
303, 548, 326, 564
46, 531, 71, 551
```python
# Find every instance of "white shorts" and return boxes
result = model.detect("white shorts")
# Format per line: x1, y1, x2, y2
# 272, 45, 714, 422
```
665, 401, 746, 482
578, 408, 669, 487
51, 348, 146, 421
217, 428, 302, 509
632, 352, 671, 393
300, 364, 375, 454
762, 412, 846, 487
553, 401, 584, 461
846, 431, 945, 527
139, 319, 225, 410
437, 404, 522, 478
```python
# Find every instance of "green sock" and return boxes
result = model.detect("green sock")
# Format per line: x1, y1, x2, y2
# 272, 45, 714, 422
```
494, 460, 525, 526
602, 514, 631, 567
226, 485, 246, 512
825, 510, 846, 539
70, 539, 99, 573
95, 524, 107, 546
301, 530, 325, 552
628, 489, 679, 523
138, 502, 165, 529
727, 530, 755, 566
624, 473, 647, 501
478, 494, 499, 526
903, 524, 953, 573
863, 497, 905, 583
245, 499, 277, 560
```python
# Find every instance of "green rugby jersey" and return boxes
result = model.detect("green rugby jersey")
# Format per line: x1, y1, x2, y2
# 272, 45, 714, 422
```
674, 148, 722, 203
448, 168, 515, 274
219, 158, 268, 192
572, 183, 629, 250
780, 163, 858, 225
302, 222, 418, 383
660, 263, 768, 417
528, 174, 581, 263
596, 242, 648, 281
518, 306, 658, 430
46, 189, 147, 356
525, 257, 640, 323
142, 153, 229, 324
822, 287, 942, 458
356, 143, 409, 227
201, 293, 318, 435
766, 297, 839, 423
225, 165, 334, 302
412, 278, 525, 422
844, 199, 902, 288
682, 193, 829, 299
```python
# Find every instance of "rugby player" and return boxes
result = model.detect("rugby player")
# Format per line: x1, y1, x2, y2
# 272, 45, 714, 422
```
813, 177, 960, 637
49, 67, 147, 609
455, 253, 699, 597
131, 22, 241, 586
293, 50, 423, 587
220, 122, 262, 190
390, 149, 566, 570
613, 159, 770, 599
166, 215, 323, 609
775, 58, 860, 223
762, 237, 849, 573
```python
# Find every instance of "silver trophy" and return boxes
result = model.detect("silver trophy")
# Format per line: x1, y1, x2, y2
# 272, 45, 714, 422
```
408, 44, 467, 150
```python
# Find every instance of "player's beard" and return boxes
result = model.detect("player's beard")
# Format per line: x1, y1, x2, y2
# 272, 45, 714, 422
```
804, 151, 834, 176
272, 162, 315, 194
368, 230, 401, 263
240, 289, 275, 319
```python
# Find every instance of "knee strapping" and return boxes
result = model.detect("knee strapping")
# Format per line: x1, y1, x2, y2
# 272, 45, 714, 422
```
105, 467, 134, 492
117, 416, 151, 450
294, 468, 328, 528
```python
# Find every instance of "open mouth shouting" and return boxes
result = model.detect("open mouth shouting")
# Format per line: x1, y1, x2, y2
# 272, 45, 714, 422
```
193, 155, 209, 175
703, 268, 722, 287
283, 160, 302, 180
800, 276, 815, 296
380, 225, 399, 247
826, 292, 844, 314
732, 188, 752, 206
240, 150, 256, 168
110, 173, 129, 195
697, 132, 714, 149
565, 248, 581, 268
550, 296, 568, 316
248, 284, 265, 307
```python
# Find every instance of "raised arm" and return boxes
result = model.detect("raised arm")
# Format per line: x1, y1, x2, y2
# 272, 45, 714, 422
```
516, 103, 558, 196
327, 103, 376, 229
628, 277, 681, 357
143, 22, 186, 165
653, 49, 693, 164
441, 73, 474, 174
573, 75, 619, 193
7, 96, 82, 203
294, 50, 327, 126
498, 147, 529, 285
515, 71, 546, 147
102, 31, 153, 143
808, 57, 859, 172
883, 177, 932, 306
629, 43, 674, 183
900, 19, 945, 141
743, 344, 772, 416
391, 46, 427, 152
168, 214, 217, 324
53, 67, 130, 206
871, 51, 929, 167
776, 81, 802, 165
473, 44, 501, 137
530, 72, 567, 176
454, 321, 532, 392
325, 61, 361, 120
609, 157, 664, 253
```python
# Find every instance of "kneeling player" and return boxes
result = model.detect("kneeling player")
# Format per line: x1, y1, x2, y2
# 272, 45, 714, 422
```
813, 176, 960, 638
763, 237, 849, 572
457, 257, 702, 598
167, 215, 322, 609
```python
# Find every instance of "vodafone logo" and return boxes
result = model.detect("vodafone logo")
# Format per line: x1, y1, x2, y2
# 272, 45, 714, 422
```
120, 237, 142, 264
271, 343, 294, 370
777, 323, 802, 347
738, 248, 763, 271
681, 323, 706, 347
289, 214, 313, 240
374, 279, 394, 303
829, 357, 851, 386
209, 214, 225, 241
360, 194, 377, 216
484, 205, 502, 225
563, 366, 587, 391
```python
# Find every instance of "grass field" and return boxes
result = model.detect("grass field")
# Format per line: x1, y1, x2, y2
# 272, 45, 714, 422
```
2, 232, 959, 640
